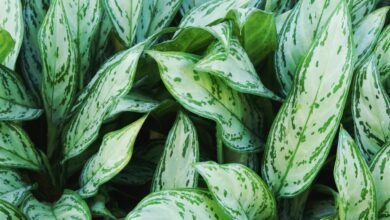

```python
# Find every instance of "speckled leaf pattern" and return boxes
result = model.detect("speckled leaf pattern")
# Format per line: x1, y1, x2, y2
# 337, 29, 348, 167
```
275, 10, 291, 33
151, 111, 199, 192
103, 0, 143, 46
0, 200, 26, 220
39, 0, 77, 129
125, 189, 229, 220
63, 0, 102, 87
262, 1, 353, 197
0, 29, 15, 63
148, 50, 263, 152
180, 0, 209, 15
265, 0, 296, 13
334, 128, 377, 220
196, 162, 276, 220
135, 0, 182, 43
375, 26, 390, 80
352, 56, 390, 162
0, 168, 33, 206
370, 146, 390, 219
195, 38, 280, 101
91, 6, 113, 68
0, 65, 42, 121
351, 0, 378, 26
21, 190, 91, 220
0, 122, 43, 171
0, 0, 23, 70
63, 42, 145, 161
353, 7, 389, 67
21, 0, 49, 96
78, 115, 146, 198
89, 194, 115, 219
275, 0, 343, 95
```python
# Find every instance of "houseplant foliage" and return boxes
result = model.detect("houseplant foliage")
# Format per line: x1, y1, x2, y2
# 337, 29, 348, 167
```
0, 0, 389, 219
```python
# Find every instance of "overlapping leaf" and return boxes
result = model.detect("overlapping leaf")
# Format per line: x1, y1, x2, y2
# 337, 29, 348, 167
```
0, 168, 33, 206
262, 1, 353, 197
0, 200, 25, 220
78, 115, 146, 198
147, 50, 263, 152
0, 122, 43, 171
334, 128, 377, 220
126, 189, 229, 220
21, 190, 91, 220
63, 42, 145, 161
0, 29, 15, 63
370, 145, 390, 219
375, 26, 390, 80
352, 56, 390, 162
265, 0, 296, 14
195, 38, 280, 100
151, 111, 199, 192
180, 0, 210, 15
0, 0, 23, 70
0, 65, 42, 121
112, 158, 155, 186
196, 162, 276, 220
350, 0, 378, 26
275, 0, 343, 95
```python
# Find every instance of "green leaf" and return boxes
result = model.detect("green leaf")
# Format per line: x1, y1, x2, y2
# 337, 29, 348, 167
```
147, 50, 263, 152
278, 188, 310, 220
63, 42, 145, 161
39, 0, 77, 130
0, 0, 23, 70
125, 189, 229, 220
275, 10, 291, 33
0, 168, 33, 206
275, 0, 343, 95
21, 190, 91, 220
304, 199, 337, 220
111, 158, 155, 186
20, 0, 49, 97
0, 65, 42, 121
265, 0, 296, 14
0, 199, 26, 220
103, 0, 143, 47
151, 111, 199, 192
62, 0, 103, 88
89, 193, 116, 219
262, 1, 353, 197
0, 122, 43, 171
351, 0, 378, 26
0, 29, 15, 64
180, 0, 209, 15
196, 161, 276, 220
195, 38, 280, 101
135, 0, 182, 43
370, 145, 390, 219
352, 56, 390, 162
334, 128, 377, 220
353, 7, 389, 67
91, 6, 113, 69
226, 8, 277, 65
78, 115, 146, 198
375, 26, 390, 81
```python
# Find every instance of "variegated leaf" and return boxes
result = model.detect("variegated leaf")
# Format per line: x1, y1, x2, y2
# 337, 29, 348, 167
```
21, 0, 49, 97
262, 1, 353, 197
21, 190, 91, 220
0, 122, 43, 171
334, 128, 377, 220
375, 26, 390, 80
89, 193, 116, 219
275, 0, 342, 95
370, 146, 390, 219
226, 8, 277, 65
278, 188, 310, 220
196, 161, 276, 220
0, 168, 33, 206
111, 158, 155, 186
151, 111, 199, 192
103, 0, 143, 47
265, 0, 296, 14
195, 38, 280, 100
180, 0, 210, 15
147, 50, 263, 152
352, 56, 390, 162
125, 189, 229, 220
63, 0, 102, 88
63, 42, 145, 161
78, 115, 146, 198
275, 10, 291, 33
0, 29, 14, 63
351, 0, 378, 26
0, 65, 42, 121
91, 6, 113, 69
135, 0, 182, 43
39, 0, 77, 135
0, 200, 25, 220
0, 0, 23, 70
353, 6, 389, 67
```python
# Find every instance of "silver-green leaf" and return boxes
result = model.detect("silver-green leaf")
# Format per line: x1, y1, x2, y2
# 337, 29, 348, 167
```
262, 1, 353, 197
351, 0, 378, 26
0, 200, 26, 220
0, 168, 33, 206
375, 26, 390, 81
0, 29, 15, 64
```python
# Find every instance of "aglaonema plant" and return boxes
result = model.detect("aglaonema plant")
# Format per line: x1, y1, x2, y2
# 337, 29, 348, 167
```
0, 0, 389, 219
